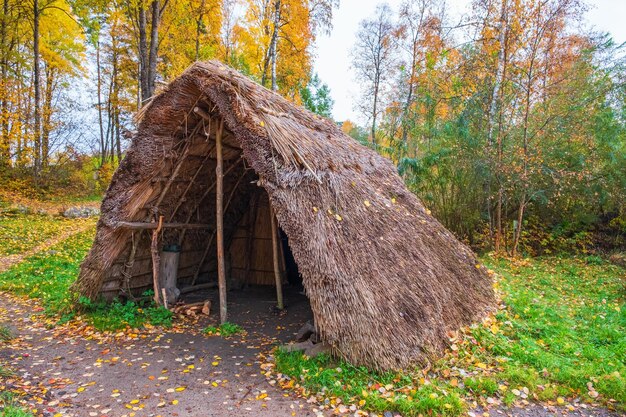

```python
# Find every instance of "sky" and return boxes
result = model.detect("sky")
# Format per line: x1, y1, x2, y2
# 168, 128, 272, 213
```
313, 0, 626, 122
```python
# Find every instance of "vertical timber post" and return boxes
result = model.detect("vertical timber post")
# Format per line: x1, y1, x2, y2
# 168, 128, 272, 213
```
215, 118, 227, 324
151, 216, 164, 305
270, 207, 284, 309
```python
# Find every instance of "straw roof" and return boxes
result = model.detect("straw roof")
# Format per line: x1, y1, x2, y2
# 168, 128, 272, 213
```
74, 60, 494, 370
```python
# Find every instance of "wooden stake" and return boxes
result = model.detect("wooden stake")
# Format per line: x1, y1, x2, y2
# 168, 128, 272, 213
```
215, 119, 227, 324
150, 216, 164, 305
270, 207, 284, 310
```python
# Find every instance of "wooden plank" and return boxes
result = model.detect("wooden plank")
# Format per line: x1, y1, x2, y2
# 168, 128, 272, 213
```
116, 221, 212, 230
215, 118, 227, 324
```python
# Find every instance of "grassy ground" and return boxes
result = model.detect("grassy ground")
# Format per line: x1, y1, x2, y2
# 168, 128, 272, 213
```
0, 212, 90, 256
0, 213, 171, 331
1, 212, 624, 415
273, 256, 625, 416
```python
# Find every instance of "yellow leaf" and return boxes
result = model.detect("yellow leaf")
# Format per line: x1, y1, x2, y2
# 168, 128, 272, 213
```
130, 399, 139, 404
171, 399, 179, 405
364, 200, 371, 207
175, 386, 186, 392
335, 214, 342, 221
212, 361, 219, 366
260, 121, 265, 127
557, 397, 565, 404
77, 387, 85, 393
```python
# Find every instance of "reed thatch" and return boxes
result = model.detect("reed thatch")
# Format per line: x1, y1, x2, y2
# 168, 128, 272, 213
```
74, 60, 494, 370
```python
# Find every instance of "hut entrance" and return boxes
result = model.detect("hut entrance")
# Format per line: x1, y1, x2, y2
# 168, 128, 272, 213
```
142, 111, 304, 325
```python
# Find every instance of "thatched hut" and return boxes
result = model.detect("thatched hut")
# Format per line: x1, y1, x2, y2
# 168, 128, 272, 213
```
75, 61, 493, 370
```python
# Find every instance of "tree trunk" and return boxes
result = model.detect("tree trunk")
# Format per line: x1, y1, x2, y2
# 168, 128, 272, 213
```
33, 0, 41, 180
0, 0, 9, 167
96, 38, 106, 166
269, 0, 281, 91
147, 0, 160, 99
512, 201, 525, 256
488, 0, 508, 253
195, 0, 206, 61
371, 75, 379, 145
138, 5, 149, 102
41, 65, 55, 169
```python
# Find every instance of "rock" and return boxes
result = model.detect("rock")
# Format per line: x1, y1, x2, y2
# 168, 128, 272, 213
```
63, 206, 100, 218
282, 340, 314, 353
308, 331, 320, 344
295, 322, 315, 342
304, 341, 332, 357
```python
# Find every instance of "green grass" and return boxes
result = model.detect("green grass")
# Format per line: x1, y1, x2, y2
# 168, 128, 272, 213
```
76, 294, 173, 331
203, 322, 245, 337
0, 228, 94, 314
274, 256, 625, 416
0, 222, 171, 331
0, 393, 33, 417
0, 324, 12, 342
0, 212, 87, 256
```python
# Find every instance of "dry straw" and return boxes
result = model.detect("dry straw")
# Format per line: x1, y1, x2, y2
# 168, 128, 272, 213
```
74, 60, 494, 370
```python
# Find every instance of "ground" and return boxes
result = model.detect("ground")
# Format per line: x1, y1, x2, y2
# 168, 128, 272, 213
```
0, 208, 624, 417
0, 288, 319, 417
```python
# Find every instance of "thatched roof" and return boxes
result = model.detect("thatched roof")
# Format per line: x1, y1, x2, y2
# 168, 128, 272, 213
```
74, 60, 494, 370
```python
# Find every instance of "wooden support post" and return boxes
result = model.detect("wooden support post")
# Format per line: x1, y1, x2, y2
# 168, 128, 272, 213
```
150, 216, 164, 305
270, 207, 284, 310
215, 119, 228, 324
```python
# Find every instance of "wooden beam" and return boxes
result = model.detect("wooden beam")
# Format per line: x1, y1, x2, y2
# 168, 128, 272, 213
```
270, 207, 284, 310
215, 118, 228, 324
117, 221, 212, 230
150, 216, 164, 305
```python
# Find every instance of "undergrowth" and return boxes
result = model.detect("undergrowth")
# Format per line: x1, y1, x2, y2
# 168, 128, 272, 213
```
0, 392, 33, 417
0, 216, 171, 331
274, 256, 625, 416
203, 322, 245, 337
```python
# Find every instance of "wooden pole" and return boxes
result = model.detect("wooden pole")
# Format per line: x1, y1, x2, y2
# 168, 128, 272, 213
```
150, 216, 164, 305
215, 119, 227, 324
270, 207, 284, 310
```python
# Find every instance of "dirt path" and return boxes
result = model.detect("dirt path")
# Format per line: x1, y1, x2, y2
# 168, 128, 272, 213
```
0, 292, 322, 417
0, 222, 94, 273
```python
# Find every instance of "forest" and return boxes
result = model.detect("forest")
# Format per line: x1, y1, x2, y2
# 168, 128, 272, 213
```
0, 1, 625, 416
0, 0, 624, 257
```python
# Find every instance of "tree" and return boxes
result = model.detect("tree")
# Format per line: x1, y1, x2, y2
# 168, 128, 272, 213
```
352, 3, 396, 145
300, 73, 333, 117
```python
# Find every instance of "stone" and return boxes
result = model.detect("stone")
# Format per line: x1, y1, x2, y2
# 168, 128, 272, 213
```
295, 322, 315, 342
